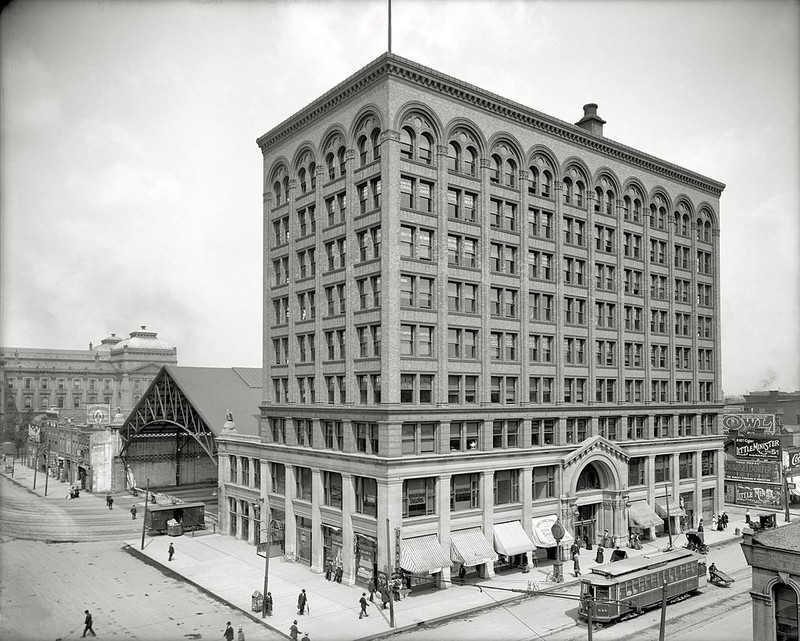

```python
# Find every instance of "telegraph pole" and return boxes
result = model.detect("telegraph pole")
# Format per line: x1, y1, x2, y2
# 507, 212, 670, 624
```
664, 484, 673, 550
658, 579, 668, 641
140, 478, 150, 550
385, 519, 396, 628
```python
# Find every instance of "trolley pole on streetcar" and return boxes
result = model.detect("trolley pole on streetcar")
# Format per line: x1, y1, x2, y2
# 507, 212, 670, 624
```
140, 478, 150, 550
658, 579, 668, 641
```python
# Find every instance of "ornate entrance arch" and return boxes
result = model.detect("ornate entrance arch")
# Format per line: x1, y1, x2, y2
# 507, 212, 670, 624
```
560, 436, 630, 548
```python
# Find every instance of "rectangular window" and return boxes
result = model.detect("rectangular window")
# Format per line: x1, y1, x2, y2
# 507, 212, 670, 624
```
450, 473, 480, 511
448, 234, 478, 268
492, 420, 520, 449
295, 466, 312, 501
532, 466, 556, 500
401, 225, 434, 261
355, 476, 378, 516
654, 455, 671, 483
628, 457, 646, 486
403, 477, 436, 517
493, 469, 520, 505
323, 471, 343, 508
269, 462, 285, 494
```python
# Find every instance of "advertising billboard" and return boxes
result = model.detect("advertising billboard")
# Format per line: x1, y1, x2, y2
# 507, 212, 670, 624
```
734, 436, 781, 461
722, 413, 776, 435
725, 459, 782, 483
733, 482, 783, 508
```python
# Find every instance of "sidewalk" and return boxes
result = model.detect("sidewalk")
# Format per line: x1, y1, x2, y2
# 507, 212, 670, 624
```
124, 507, 772, 641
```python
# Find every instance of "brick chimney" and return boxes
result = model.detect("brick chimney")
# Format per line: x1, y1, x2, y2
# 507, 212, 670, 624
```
575, 103, 606, 136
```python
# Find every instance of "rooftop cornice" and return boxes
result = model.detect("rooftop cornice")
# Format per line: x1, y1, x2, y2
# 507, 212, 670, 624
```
257, 53, 725, 197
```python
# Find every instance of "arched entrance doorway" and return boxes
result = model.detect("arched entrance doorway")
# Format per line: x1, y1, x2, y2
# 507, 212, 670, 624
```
572, 460, 618, 546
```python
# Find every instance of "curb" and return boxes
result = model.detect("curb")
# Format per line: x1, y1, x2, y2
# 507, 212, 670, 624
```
122, 544, 293, 640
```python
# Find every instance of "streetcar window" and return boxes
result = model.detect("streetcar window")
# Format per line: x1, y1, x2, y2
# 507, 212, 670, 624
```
597, 587, 609, 601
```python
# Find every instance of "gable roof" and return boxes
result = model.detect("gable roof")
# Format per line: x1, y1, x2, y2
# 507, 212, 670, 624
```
563, 435, 630, 469
162, 365, 263, 437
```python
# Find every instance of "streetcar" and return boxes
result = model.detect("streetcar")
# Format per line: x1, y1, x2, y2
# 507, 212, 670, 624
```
578, 548, 706, 624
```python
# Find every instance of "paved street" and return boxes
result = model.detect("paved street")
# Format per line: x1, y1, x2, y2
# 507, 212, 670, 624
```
0, 471, 281, 641
393, 538, 753, 641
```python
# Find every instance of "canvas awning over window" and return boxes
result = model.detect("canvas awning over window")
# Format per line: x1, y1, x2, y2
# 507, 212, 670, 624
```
493, 521, 535, 556
400, 535, 450, 575
530, 515, 576, 547
655, 498, 685, 518
628, 501, 663, 529
450, 528, 497, 566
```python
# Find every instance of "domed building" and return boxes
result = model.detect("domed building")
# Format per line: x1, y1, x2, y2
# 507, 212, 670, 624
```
1, 326, 178, 490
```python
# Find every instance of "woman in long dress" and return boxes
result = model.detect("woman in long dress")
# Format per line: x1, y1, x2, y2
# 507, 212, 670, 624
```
595, 545, 604, 564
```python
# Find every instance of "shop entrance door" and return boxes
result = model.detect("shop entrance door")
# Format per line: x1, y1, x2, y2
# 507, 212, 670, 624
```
574, 503, 598, 546
296, 516, 312, 565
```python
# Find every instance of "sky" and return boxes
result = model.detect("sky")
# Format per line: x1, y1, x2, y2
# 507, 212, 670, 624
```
1, 0, 798, 396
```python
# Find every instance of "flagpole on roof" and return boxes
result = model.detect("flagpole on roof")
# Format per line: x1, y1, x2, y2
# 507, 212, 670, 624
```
388, 0, 392, 53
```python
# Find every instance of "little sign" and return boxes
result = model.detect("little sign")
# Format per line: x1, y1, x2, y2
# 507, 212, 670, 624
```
734, 437, 781, 461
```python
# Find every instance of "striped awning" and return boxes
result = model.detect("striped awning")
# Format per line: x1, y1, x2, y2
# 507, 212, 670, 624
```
493, 521, 535, 556
628, 501, 663, 529
450, 528, 497, 566
400, 535, 450, 575
655, 498, 685, 518
530, 515, 575, 547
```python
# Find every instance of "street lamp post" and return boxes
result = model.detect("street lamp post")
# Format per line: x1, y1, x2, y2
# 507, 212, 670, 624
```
664, 484, 673, 551
550, 518, 565, 583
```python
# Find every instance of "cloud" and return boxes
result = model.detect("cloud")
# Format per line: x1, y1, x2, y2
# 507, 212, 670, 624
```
1, 46, 62, 131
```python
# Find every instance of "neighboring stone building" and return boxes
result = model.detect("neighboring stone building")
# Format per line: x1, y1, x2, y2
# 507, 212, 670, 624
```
743, 390, 800, 430
220, 53, 726, 591
742, 522, 800, 641
1, 326, 177, 423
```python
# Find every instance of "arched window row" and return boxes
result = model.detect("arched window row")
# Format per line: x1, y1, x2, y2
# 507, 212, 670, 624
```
269, 124, 718, 233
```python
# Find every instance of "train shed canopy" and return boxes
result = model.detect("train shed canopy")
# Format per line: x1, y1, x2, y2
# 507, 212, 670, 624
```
119, 365, 262, 464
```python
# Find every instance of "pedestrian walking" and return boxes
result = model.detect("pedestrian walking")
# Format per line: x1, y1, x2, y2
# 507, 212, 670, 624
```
458, 564, 466, 580
325, 559, 333, 581
237, 624, 245, 641
131, 504, 137, 520
359, 592, 369, 618
168, 542, 175, 561
106, 494, 114, 510
289, 620, 299, 641
745, 509, 751, 525
265, 591, 273, 616
722, 512, 729, 529
595, 545, 604, 564
81, 609, 96, 637
570, 541, 580, 559
297, 589, 307, 615
711, 515, 717, 531
380, 585, 390, 610
573, 554, 581, 577
698, 518, 704, 532
224, 621, 234, 641
392, 578, 401, 601
367, 578, 376, 602
335, 563, 343, 583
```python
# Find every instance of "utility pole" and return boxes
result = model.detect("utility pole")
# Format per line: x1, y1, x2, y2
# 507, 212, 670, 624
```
658, 579, 668, 641
140, 478, 150, 550
783, 465, 791, 523
387, 0, 392, 53
664, 484, 673, 550
385, 519, 396, 628
44, 449, 49, 496
261, 516, 278, 618
32, 444, 38, 490
586, 595, 593, 641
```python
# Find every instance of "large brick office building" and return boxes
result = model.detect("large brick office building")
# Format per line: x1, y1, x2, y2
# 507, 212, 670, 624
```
218, 54, 725, 590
